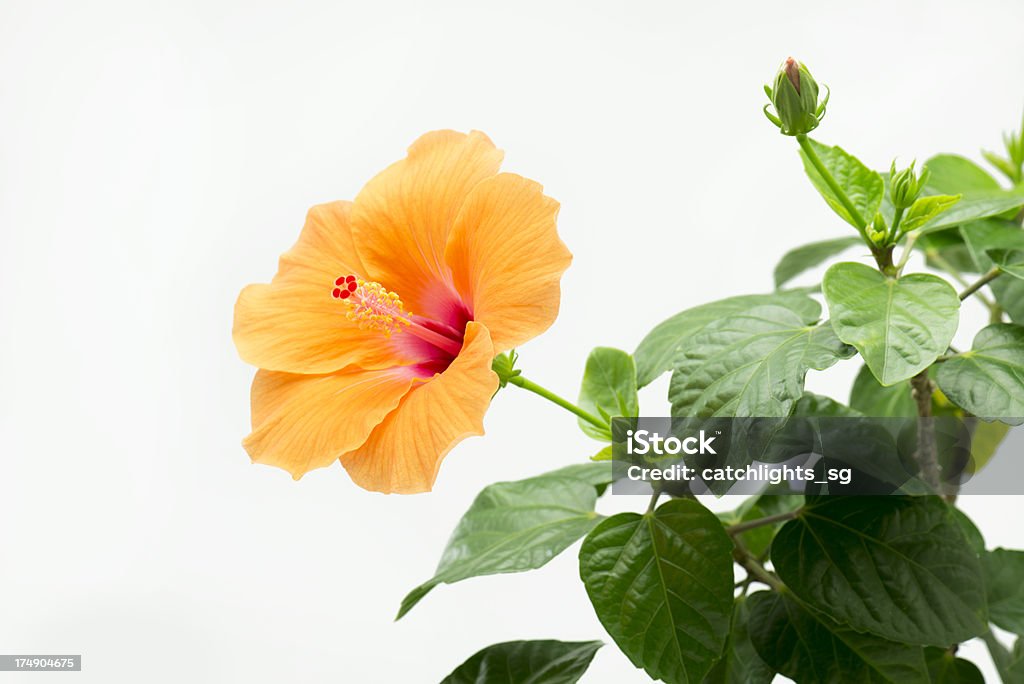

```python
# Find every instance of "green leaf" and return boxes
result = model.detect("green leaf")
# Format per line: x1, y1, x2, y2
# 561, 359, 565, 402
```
668, 300, 853, 417
993, 276, 1024, 324
398, 464, 610, 619
579, 499, 734, 684
849, 364, 916, 417
924, 154, 1001, 193
746, 590, 929, 683
771, 496, 988, 646
774, 236, 864, 289
900, 194, 961, 234
822, 262, 960, 386
984, 548, 1024, 634
702, 597, 773, 684
794, 392, 863, 417
916, 190, 1024, 234
577, 347, 638, 441
959, 219, 1024, 271
439, 640, 603, 684
800, 138, 884, 229
951, 507, 986, 554
634, 292, 820, 387
984, 149, 1022, 183
989, 248, 1024, 280
924, 648, 984, 684
934, 323, 1024, 424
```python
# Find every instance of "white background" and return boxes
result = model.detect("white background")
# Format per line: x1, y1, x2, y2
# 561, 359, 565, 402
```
3, 1, 1024, 681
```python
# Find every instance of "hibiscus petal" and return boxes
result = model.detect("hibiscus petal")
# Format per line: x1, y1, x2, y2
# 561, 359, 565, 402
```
445, 173, 571, 352
350, 131, 503, 325
339, 321, 498, 494
244, 367, 416, 480
233, 201, 414, 373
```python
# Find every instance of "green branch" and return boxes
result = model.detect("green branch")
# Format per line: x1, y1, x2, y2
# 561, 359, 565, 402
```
959, 267, 1002, 301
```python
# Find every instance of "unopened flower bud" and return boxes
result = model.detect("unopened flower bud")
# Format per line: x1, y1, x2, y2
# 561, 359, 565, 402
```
764, 57, 828, 136
868, 213, 888, 246
889, 160, 930, 210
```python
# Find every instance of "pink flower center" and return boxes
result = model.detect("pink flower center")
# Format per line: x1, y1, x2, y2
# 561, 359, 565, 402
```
331, 274, 465, 359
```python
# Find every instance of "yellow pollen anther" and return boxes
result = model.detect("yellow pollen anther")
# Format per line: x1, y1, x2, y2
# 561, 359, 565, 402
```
341, 279, 411, 336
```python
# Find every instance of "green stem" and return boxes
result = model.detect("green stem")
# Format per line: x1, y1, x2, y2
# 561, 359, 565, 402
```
959, 267, 1002, 301
732, 540, 785, 592
508, 375, 607, 430
726, 510, 800, 536
929, 252, 997, 309
796, 134, 867, 230
890, 206, 905, 240
894, 230, 921, 274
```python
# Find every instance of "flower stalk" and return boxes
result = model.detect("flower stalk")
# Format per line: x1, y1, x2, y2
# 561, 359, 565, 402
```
506, 374, 608, 430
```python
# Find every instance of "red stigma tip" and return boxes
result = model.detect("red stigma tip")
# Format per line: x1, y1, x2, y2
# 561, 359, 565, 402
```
339, 289, 351, 299
347, 281, 357, 292
332, 288, 342, 298
346, 275, 356, 284
335, 276, 345, 286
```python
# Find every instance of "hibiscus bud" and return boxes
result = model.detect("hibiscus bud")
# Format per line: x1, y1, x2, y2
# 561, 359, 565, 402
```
764, 57, 828, 136
868, 213, 888, 246
889, 160, 930, 210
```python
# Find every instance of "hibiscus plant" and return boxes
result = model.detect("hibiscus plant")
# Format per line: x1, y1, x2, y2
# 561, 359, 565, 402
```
235, 59, 1024, 683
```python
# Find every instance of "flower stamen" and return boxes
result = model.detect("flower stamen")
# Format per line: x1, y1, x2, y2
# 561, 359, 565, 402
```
331, 275, 464, 356
332, 275, 410, 336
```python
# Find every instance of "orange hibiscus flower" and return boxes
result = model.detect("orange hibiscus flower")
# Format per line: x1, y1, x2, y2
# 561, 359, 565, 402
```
233, 131, 571, 494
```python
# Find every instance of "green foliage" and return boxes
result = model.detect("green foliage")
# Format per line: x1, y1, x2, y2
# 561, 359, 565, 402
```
439, 640, 602, 684
702, 597, 773, 684
576, 347, 638, 440
916, 190, 1024, 233
794, 391, 863, 417
919, 229, 980, 274
771, 497, 988, 646
717, 493, 803, 557
925, 648, 985, 684
823, 262, 960, 385
899, 194, 961, 234
989, 248, 1024, 280
800, 138, 884, 229
934, 324, 1024, 423
924, 154, 1002, 193
773, 236, 863, 288
916, 154, 1024, 231
957, 219, 1024, 320
397, 464, 610, 619
986, 633, 1024, 684
747, 590, 929, 683
406, 67, 1024, 684
668, 298, 853, 417
849, 364, 916, 416
984, 549, 1024, 634
579, 499, 734, 684
633, 291, 818, 387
